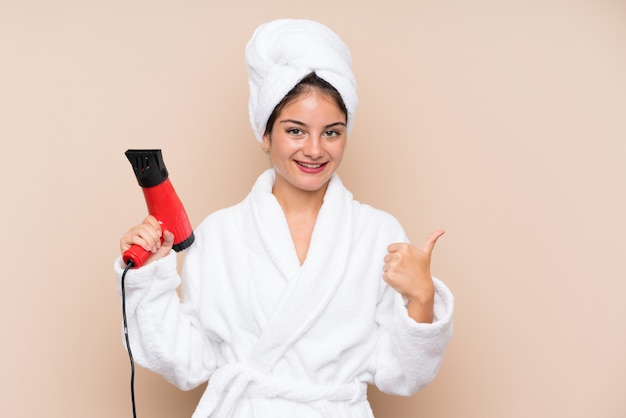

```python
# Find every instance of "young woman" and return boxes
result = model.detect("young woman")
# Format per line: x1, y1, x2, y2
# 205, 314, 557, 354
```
116, 19, 454, 418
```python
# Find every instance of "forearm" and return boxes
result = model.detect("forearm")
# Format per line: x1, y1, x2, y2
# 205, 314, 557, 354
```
114, 252, 216, 390
374, 280, 454, 395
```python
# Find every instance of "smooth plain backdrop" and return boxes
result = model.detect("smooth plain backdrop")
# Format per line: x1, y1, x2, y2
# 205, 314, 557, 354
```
1, 0, 625, 417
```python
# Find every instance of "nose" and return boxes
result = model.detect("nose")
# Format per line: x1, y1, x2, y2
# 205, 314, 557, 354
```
302, 135, 323, 159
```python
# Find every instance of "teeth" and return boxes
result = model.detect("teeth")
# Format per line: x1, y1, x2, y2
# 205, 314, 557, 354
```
297, 161, 323, 169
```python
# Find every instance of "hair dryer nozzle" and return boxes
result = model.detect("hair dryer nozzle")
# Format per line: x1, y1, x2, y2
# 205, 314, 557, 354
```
125, 149, 169, 188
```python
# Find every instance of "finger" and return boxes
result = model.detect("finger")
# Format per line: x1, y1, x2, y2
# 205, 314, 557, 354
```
419, 229, 445, 255
131, 235, 157, 253
124, 223, 161, 253
144, 215, 163, 237
120, 229, 155, 253
383, 252, 397, 263
386, 242, 409, 253
137, 223, 162, 247
120, 234, 133, 253
150, 230, 175, 259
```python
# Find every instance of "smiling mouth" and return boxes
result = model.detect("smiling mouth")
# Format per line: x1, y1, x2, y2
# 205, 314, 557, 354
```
295, 161, 326, 169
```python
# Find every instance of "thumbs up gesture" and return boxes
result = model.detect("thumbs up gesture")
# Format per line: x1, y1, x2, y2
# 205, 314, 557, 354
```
383, 230, 445, 323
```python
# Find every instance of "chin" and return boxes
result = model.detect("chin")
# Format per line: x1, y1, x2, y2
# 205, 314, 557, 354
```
275, 167, 334, 194
298, 178, 331, 193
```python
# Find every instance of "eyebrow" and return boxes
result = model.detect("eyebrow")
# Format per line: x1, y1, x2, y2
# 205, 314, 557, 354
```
278, 119, 347, 129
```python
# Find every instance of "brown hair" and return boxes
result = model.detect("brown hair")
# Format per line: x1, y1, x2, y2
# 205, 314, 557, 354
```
264, 72, 348, 137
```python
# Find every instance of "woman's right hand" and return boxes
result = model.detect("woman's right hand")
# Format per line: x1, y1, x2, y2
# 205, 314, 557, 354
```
120, 215, 175, 265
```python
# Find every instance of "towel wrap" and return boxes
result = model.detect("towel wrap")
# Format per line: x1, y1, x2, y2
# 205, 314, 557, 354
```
245, 18, 358, 142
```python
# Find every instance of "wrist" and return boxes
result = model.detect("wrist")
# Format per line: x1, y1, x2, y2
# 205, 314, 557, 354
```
406, 289, 435, 324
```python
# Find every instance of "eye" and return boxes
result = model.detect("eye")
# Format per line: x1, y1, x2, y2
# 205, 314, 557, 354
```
287, 128, 304, 136
323, 130, 341, 138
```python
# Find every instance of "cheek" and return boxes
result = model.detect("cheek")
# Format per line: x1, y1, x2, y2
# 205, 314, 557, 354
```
330, 140, 347, 160
271, 136, 301, 156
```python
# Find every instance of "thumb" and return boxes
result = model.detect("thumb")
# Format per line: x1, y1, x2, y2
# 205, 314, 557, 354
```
144, 230, 175, 265
162, 230, 175, 250
419, 229, 445, 256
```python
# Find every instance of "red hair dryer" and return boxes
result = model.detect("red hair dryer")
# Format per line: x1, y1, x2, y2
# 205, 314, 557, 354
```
122, 149, 195, 268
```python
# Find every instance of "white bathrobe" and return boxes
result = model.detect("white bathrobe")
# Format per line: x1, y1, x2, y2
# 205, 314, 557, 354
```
115, 169, 454, 418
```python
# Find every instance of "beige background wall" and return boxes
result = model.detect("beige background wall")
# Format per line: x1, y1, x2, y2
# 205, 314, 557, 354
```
1, 0, 625, 417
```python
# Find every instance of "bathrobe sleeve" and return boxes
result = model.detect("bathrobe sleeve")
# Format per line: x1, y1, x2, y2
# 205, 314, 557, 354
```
369, 213, 454, 396
373, 277, 454, 395
114, 250, 220, 391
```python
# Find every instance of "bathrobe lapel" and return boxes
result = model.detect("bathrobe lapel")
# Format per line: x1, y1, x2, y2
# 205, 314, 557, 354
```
247, 169, 354, 371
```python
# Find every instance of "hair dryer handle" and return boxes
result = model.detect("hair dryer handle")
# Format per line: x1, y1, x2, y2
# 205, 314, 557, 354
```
123, 242, 159, 268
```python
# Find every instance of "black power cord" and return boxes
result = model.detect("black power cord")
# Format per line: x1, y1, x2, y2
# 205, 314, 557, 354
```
121, 261, 137, 418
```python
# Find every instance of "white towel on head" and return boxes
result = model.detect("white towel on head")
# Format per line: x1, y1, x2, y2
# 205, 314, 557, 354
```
245, 18, 358, 142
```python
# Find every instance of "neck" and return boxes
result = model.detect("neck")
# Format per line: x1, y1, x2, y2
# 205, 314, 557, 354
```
271, 175, 330, 265
272, 178, 329, 217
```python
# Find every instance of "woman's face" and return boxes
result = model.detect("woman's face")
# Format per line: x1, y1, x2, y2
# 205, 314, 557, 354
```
263, 88, 347, 196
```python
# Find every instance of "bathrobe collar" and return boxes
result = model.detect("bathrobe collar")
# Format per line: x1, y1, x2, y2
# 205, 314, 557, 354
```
248, 168, 354, 370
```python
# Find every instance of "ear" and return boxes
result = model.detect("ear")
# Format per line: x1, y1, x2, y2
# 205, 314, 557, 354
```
262, 132, 271, 152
